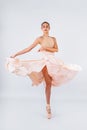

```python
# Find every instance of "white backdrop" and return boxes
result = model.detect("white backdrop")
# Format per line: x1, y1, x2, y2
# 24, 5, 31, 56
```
1, 0, 87, 99
0, 0, 87, 130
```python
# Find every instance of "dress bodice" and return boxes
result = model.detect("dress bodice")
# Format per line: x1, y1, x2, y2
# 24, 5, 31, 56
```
41, 36, 54, 48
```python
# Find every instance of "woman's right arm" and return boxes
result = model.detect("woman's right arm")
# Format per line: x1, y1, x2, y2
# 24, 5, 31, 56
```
10, 37, 40, 58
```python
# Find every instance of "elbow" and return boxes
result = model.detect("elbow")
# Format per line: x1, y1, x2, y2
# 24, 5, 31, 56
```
56, 49, 58, 52
57, 48, 59, 52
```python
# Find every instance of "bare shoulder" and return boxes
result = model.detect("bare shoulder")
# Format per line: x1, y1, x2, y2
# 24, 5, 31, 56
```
50, 36, 57, 41
50, 36, 57, 44
36, 36, 43, 44
36, 36, 43, 40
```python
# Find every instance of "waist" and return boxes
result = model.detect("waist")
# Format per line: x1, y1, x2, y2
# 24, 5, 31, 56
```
38, 50, 55, 60
39, 50, 55, 55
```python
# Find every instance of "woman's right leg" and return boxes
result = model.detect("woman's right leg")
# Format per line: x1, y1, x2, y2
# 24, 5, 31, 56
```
42, 66, 52, 105
42, 66, 52, 119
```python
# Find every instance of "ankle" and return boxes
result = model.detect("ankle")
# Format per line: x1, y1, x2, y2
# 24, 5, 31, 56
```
46, 104, 51, 107
46, 104, 51, 112
46, 104, 52, 119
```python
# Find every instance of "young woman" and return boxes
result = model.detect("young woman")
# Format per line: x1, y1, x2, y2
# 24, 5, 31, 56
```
5, 21, 82, 119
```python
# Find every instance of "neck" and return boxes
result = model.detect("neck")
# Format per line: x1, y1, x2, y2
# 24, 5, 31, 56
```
43, 33, 49, 37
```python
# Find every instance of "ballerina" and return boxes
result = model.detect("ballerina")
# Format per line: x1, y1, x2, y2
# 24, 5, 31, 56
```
5, 21, 82, 119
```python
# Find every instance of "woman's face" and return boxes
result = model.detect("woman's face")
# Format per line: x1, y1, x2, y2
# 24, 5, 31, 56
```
41, 23, 50, 33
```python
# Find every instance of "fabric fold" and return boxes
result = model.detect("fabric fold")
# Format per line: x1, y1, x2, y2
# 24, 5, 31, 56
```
5, 51, 82, 87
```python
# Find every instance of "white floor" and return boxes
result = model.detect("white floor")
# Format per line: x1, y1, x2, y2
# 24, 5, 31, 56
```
0, 97, 87, 130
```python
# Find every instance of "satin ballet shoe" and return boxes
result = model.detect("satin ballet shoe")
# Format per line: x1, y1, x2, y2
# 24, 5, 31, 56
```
46, 105, 52, 119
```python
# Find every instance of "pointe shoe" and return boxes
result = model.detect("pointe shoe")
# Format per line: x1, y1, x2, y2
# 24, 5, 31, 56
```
46, 105, 52, 119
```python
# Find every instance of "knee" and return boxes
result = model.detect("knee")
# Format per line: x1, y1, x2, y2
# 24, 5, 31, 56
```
46, 81, 52, 88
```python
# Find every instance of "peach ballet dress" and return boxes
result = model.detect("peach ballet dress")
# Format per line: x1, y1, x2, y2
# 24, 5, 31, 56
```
5, 37, 82, 87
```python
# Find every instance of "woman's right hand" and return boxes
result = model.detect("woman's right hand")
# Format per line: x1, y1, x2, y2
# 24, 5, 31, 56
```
10, 54, 17, 58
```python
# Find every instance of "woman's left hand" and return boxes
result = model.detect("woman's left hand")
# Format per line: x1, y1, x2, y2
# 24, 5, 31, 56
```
38, 47, 46, 52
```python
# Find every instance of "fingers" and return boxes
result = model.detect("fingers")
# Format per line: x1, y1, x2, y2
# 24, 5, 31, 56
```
10, 54, 16, 58
38, 49, 40, 52
38, 47, 45, 52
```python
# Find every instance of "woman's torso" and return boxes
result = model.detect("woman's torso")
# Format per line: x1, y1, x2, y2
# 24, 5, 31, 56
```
39, 36, 55, 48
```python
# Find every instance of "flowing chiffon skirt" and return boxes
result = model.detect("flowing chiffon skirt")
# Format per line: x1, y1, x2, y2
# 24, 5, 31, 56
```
5, 51, 82, 87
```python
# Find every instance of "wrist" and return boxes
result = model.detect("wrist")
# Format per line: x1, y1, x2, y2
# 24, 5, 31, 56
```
15, 53, 18, 57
